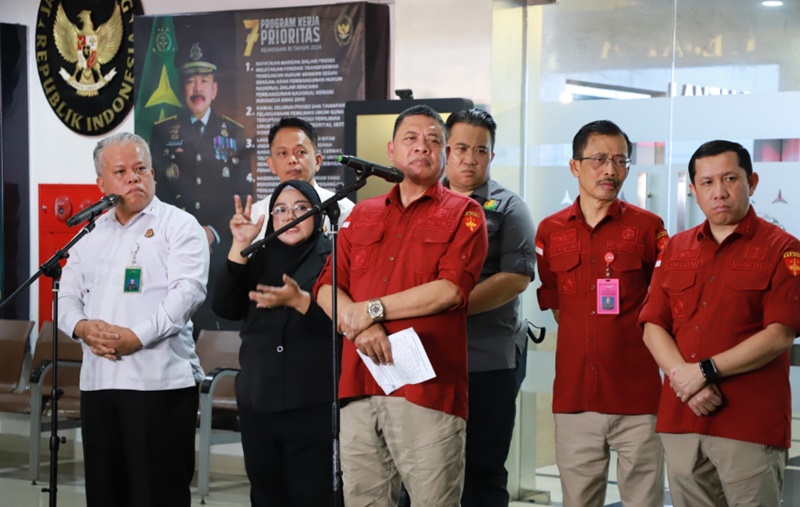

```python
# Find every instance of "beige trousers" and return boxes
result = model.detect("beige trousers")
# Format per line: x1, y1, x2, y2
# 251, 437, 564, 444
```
660, 433, 786, 507
340, 396, 466, 507
554, 412, 664, 507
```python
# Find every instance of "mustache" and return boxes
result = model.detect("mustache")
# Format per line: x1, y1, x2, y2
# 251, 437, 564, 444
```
190, 94, 206, 102
597, 178, 619, 187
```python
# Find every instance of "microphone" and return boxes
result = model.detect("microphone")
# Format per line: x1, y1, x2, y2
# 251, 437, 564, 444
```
338, 155, 404, 183
66, 194, 120, 227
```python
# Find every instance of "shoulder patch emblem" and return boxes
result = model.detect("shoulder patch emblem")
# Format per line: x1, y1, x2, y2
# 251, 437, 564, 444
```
783, 251, 800, 277
463, 211, 481, 232
656, 230, 669, 251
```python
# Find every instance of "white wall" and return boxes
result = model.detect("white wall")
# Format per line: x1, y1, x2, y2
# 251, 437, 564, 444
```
0, 0, 493, 324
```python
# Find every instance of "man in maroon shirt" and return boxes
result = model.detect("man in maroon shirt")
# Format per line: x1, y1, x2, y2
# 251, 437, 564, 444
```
640, 140, 800, 506
536, 120, 667, 506
315, 105, 488, 506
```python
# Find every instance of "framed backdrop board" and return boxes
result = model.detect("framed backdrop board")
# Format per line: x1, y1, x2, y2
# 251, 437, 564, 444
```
134, 3, 389, 333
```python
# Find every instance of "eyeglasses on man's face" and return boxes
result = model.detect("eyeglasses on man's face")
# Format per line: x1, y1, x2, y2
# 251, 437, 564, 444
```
271, 203, 313, 217
575, 154, 631, 170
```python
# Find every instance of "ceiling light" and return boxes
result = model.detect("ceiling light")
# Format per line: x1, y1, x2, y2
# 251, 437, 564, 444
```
762, 1, 783, 6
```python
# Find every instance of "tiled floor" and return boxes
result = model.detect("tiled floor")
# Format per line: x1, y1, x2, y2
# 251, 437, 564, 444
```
2, 431, 799, 506
0, 451, 251, 507
0, 449, 648, 507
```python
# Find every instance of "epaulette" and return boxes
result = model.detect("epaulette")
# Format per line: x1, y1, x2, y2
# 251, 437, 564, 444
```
222, 115, 244, 128
154, 115, 177, 125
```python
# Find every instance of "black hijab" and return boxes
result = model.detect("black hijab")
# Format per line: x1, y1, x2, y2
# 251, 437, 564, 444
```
259, 180, 323, 286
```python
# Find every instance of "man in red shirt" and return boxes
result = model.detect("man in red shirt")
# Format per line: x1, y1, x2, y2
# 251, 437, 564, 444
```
536, 120, 667, 506
639, 140, 800, 506
315, 105, 488, 506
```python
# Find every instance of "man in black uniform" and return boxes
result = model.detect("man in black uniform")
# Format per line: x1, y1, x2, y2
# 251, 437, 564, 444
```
150, 42, 252, 332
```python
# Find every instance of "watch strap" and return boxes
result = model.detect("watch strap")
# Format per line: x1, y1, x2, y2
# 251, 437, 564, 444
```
699, 357, 719, 383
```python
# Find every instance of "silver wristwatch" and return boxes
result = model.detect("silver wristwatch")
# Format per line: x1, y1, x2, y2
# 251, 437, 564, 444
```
367, 298, 385, 322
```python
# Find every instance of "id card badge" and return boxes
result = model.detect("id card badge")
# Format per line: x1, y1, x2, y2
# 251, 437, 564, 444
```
124, 266, 142, 293
597, 278, 620, 314
124, 242, 142, 293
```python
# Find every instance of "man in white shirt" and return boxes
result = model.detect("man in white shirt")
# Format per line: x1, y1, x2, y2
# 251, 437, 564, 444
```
250, 117, 354, 237
59, 132, 209, 507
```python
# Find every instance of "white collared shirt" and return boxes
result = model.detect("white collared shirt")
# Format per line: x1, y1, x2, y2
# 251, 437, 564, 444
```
59, 197, 210, 391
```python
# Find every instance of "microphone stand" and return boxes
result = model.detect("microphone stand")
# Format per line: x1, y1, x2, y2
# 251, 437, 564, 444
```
240, 176, 368, 507
0, 217, 100, 507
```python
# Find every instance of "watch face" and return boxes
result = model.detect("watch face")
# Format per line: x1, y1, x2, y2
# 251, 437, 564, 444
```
368, 301, 383, 318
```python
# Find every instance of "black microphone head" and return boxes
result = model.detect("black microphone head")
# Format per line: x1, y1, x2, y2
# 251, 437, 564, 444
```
106, 194, 120, 205
338, 155, 350, 164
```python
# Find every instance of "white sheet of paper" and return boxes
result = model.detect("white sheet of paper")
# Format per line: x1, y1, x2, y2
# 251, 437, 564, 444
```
356, 327, 436, 395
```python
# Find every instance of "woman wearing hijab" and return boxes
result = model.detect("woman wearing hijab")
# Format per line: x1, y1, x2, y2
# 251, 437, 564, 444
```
213, 180, 334, 506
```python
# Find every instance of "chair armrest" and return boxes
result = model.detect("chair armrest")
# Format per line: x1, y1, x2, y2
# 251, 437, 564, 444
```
200, 367, 239, 394
30, 359, 82, 384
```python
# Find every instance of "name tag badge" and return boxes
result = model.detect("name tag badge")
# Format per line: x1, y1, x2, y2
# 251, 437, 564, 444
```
124, 266, 142, 293
597, 278, 619, 314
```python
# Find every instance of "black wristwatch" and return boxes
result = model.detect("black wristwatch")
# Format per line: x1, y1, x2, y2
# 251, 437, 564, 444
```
699, 358, 719, 383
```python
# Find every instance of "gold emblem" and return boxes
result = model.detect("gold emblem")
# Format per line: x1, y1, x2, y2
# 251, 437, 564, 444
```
165, 163, 179, 180
783, 251, 800, 277
144, 229, 155, 238
463, 215, 479, 232
53, 2, 124, 97
334, 15, 353, 46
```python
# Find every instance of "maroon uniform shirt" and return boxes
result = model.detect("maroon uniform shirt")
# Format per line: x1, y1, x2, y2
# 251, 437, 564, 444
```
536, 198, 667, 414
314, 182, 488, 420
639, 207, 800, 448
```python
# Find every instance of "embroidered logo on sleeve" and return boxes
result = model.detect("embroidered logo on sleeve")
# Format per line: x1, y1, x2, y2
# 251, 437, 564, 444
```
783, 251, 800, 277
671, 294, 687, 317
656, 230, 669, 251
654, 230, 669, 267
463, 210, 481, 232
535, 239, 544, 257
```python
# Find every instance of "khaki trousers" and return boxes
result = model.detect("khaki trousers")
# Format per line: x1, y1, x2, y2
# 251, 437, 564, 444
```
554, 412, 664, 507
340, 396, 466, 507
660, 433, 786, 507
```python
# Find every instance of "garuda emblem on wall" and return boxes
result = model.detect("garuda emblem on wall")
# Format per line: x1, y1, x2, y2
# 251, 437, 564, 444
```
54, 2, 123, 97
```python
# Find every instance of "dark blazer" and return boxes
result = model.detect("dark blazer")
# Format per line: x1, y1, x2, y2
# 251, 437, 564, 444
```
151, 110, 254, 333
212, 236, 335, 412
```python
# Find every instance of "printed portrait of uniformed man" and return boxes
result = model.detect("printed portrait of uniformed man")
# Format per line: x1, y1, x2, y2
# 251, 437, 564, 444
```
149, 40, 253, 333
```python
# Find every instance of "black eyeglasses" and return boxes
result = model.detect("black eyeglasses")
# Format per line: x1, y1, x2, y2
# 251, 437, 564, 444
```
271, 203, 312, 217
575, 154, 631, 170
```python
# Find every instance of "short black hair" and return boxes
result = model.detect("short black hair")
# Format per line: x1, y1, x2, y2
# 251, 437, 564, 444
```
572, 120, 633, 159
268, 117, 319, 152
392, 105, 446, 140
445, 108, 497, 151
688, 140, 752, 184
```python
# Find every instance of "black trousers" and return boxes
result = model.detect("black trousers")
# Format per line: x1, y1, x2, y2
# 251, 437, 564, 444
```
238, 402, 334, 507
80, 386, 199, 507
461, 344, 526, 507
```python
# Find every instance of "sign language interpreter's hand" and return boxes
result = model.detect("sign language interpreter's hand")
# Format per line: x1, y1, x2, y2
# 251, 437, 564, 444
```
249, 274, 311, 313
228, 195, 265, 263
